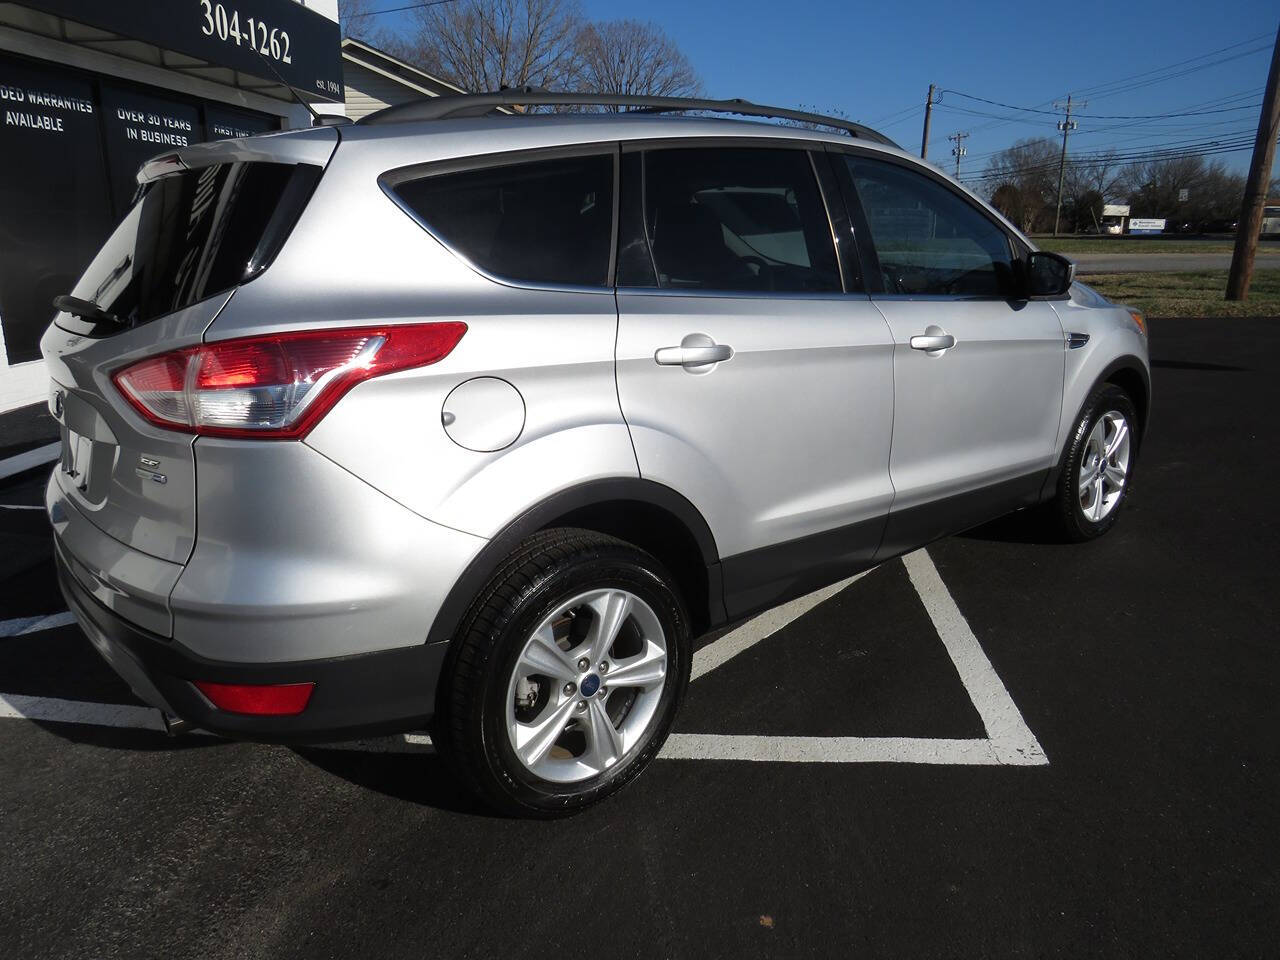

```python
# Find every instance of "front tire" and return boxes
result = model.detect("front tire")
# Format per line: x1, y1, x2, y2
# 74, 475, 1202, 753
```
1049, 383, 1139, 542
436, 529, 690, 818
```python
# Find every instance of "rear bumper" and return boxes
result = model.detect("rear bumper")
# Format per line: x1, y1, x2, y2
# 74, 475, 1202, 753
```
55, 540, 448, 743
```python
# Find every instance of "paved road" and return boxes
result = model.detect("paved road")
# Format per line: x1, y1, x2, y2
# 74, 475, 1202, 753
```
1, 318, 1277, 959
1072, 251, 1280, 274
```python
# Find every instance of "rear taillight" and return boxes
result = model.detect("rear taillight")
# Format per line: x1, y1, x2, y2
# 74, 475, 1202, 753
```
111, 323, 466, 439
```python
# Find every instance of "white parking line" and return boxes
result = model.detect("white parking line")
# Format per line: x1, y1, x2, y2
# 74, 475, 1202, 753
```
0, 611, 76, 638
661, 735, 1004, 764
0, 692, 166, 731
692, 569, 872, 681
0, 549, 1047, 767
660, 549, 1047, 766
0, 441, 60, 482
902, 549, 1047, 765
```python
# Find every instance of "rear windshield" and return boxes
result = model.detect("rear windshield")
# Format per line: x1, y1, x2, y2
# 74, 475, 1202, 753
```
60, 161, 318, 336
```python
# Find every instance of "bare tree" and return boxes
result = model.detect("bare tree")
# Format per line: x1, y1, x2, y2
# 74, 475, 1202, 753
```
401, 0, 586, 93
982, 138, 1059, 232
339, 0, 380, 40
575, 19, 700, 102
1120, 155, 1248, 228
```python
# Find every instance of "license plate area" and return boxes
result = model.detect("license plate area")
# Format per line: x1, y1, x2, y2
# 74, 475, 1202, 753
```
61, 428, 94, 493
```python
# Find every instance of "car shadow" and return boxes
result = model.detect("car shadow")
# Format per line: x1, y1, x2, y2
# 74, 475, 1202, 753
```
956, 511, 1065, 545
1150, 359, 1248, 373
25, 717, 495, 816
26, 718, 225, 752
292, 744, 495, 817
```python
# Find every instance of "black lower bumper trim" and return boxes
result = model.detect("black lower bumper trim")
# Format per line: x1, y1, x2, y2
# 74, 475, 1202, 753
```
55, 547, 446, 744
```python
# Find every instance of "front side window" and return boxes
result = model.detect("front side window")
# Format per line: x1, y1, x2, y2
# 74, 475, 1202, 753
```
391, 153, 615, 288
622, 147, 841, 294
845, 156, 1015, 297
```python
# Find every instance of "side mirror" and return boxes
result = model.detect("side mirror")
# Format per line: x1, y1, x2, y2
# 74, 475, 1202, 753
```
1025, 251, 1076, 298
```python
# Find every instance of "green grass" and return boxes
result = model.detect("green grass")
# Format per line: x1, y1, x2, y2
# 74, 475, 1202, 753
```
1036, 237, 1280, 255
1084, 270, 1280, 318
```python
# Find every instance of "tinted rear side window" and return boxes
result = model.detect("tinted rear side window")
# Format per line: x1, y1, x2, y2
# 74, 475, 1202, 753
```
390, 153, 615, 288
65, 161, 316, 335
620, 147, 840, 294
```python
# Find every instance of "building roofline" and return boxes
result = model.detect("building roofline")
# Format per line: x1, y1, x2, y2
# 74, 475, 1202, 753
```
341, 36, 467, 97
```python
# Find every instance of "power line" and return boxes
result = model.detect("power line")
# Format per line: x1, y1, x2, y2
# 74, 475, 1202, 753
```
939, 89, 1267, 120
922, 32, 1275, 147
344, 0, 460, 20
1072, 34, 1274, 99
957, 134, 1274, 184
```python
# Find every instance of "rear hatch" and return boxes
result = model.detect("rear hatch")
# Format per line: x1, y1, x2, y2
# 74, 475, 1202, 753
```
42, 129, 337, 573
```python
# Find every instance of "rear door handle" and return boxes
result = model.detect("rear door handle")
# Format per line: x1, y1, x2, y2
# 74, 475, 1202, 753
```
654, 334, 734, 369
909, 334, 956, 351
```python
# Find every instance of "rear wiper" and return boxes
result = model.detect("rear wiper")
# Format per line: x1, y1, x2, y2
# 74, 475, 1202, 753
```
53, 294, 125, 327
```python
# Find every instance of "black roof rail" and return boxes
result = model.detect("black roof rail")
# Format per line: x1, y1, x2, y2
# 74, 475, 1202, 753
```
358, 90, 898, 146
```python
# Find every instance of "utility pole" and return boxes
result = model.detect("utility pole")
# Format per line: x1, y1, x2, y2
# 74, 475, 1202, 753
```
1227, 24, 1280, 301
948, 131, 969, 178
921, 83, 936, 160
1053, 94, 1085, 236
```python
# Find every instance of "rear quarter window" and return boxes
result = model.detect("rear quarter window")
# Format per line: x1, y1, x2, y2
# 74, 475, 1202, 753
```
387, 152, 615, 288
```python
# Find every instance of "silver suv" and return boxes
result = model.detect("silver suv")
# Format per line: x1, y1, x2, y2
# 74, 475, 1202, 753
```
42, 94, 1149, 816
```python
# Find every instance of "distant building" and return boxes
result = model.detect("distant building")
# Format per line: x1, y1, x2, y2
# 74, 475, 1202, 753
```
342, 37, 466, 120
0, 0, 343, 412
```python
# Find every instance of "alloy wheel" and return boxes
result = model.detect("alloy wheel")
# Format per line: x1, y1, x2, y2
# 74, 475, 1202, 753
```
505, 588, 668, 784
1078, 410, 1131, 522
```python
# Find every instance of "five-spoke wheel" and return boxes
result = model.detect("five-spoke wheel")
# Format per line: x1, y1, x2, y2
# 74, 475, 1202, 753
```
1078, 410, 1131, 522
1049, 382, 1140, 541
436, 530, 688, 817
506, 588, 669, 783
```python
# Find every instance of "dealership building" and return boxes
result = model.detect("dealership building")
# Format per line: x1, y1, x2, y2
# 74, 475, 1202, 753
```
0, 0, 344, 413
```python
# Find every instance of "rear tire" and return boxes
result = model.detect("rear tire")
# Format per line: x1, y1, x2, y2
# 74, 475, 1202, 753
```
435, 529, 689, 818
1047, 383, 1139, 542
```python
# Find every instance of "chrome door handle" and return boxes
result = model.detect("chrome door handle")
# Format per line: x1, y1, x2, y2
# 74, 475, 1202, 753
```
909, 334, 956, 351
654, 334, 734, 369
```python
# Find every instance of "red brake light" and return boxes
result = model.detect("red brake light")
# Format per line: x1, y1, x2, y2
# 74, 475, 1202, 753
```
194, 680, 315, 716
112, 323, 466, 439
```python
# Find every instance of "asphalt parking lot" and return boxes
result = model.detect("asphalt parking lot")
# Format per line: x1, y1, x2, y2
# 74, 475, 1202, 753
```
1, 316, 1276, 959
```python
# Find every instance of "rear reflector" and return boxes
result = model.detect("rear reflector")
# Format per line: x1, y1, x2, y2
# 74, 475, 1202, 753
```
194, 680, 315, 716
112, 322, 467, 439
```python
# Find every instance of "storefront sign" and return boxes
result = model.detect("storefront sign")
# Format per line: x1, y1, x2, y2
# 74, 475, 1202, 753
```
0, 56, 113, 364
1128, 218, 1166, 235
100, 85, 204, 212
24, 0, 342, 102
0, 51, 280, 367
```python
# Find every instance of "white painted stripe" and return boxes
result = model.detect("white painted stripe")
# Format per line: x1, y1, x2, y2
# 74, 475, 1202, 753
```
0, 441, 60, 481
0, 548, 1048, 769
660, 733, 1005, 765
0, 692, 1019, 766
692, 569, 873, 681
0, 611, 76, 637
901, 549, 1048, 765
0, 503, 45, 510
0, 692, 166, 732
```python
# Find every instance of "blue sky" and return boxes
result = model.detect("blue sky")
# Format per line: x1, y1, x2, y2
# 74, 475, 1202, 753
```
366, 0, 1278, 180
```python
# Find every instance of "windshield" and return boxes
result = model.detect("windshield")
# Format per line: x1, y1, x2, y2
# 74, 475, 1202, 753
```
61, 160, 317, 335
